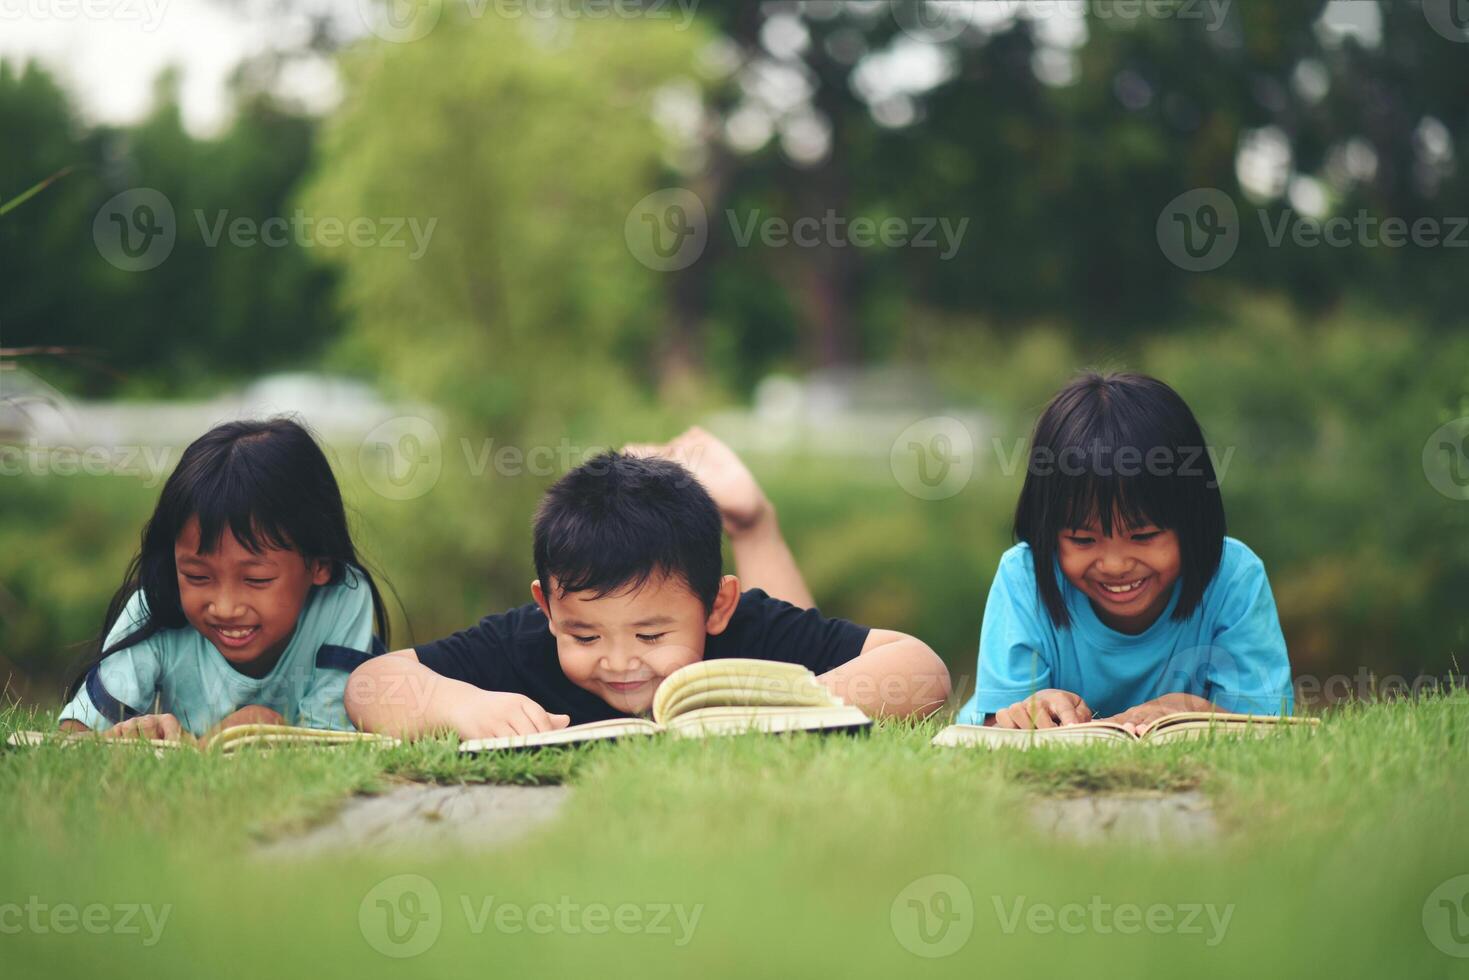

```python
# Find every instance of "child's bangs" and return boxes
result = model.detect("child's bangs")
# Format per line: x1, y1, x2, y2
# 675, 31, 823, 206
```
1057, 465, 1174, 537
183, 471, 296, 556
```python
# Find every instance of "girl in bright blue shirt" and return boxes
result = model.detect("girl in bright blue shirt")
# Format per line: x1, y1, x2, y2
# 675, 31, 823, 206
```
955, 372, 1294, 733
58, 418, 391, 740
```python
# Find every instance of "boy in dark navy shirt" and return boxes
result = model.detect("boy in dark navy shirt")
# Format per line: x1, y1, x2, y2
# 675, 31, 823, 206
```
346, 428, 950, 738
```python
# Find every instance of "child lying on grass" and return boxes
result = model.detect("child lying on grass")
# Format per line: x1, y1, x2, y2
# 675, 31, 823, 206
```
954, 372, 1295, 735
346, 428, 951, 738
57, 419, 390, 740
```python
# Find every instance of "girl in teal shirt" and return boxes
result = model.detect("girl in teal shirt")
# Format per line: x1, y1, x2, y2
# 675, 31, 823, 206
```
955, 372, 1294, 733
59, 418, 391, 740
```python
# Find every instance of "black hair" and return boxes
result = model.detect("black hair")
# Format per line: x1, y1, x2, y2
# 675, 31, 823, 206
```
1013, 371, 1226, 628
66, 417, 391, 700
533, 451, 722, 612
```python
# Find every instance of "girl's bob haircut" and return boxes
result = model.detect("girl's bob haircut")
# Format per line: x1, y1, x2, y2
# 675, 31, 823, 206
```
1014, 371, 1226, 628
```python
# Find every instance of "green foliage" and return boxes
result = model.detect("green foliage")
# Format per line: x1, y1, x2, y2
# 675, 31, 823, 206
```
0, 61, 339, 396
295, 13, 713, 611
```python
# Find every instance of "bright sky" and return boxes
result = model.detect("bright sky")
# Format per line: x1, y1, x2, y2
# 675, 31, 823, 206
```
0, 0, 349, 135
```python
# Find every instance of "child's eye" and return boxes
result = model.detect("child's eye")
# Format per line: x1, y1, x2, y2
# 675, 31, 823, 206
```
636, 632, 669, 644
1065, 535, 1094, 546
1131, 531, 1160, 542
182, 574, 208, 584
245, 577, 277, 586
571, 635, 598, 646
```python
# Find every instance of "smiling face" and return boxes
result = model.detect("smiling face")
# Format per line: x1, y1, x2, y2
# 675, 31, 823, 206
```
533, 571, 740, 715
174, 517, 331, 678
1056, 516, 1182, 635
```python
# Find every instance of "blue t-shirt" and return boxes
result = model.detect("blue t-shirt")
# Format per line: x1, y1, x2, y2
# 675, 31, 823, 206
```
58, 565, 382, 736
955, 538, 1293, 722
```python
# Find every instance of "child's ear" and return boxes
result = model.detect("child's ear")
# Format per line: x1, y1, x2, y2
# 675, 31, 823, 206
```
704, 575, 741, 635
531, 580, 555, 631
309, 559, 333, 587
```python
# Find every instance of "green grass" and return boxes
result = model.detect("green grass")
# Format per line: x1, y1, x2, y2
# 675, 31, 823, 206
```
2, 695, 1467, 978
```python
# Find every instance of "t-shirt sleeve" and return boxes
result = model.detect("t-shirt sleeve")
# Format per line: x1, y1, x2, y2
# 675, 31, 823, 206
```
1203, 554, 1295, 715
414, 609, 524, 693
298, 568, 381, 731
956, 549, 1053, 724
57, 592, 162, 732
723, 590, 870, 675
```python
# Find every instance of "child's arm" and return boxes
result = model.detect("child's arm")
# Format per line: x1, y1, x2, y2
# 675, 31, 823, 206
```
816, 629, 951, 719
626, 427, 816, 609
58, 630, 166, 735
954, 547, 1075, 726
345, 650, 570, 739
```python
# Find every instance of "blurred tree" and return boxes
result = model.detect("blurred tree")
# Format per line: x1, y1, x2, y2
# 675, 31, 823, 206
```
298, 8, 708, 609
0, 61, 339, 396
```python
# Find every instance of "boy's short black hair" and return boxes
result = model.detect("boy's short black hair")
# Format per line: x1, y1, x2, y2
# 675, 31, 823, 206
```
533, 451, 723, 611
1014, 371, 1227, 628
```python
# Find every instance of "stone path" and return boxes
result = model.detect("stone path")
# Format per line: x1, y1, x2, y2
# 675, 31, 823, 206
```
1028, 791, 1219, 845
262, 783, 1217, 856
259, 783, 571, 858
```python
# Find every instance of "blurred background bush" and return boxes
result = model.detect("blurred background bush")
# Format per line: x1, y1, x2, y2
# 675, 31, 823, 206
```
2, 0, 1466, 704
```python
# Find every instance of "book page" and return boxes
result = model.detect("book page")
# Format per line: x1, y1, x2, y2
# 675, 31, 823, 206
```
458, 717, 660, 754
652, 658, 840, 723
931, 723, 1135, 749
206, 725, 399, 753
664, 704, 871, 738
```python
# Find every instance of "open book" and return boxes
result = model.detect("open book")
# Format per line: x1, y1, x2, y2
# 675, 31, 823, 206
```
459, 658, 870, 753
932, 712, 1319, 749
6, 724, 398, 754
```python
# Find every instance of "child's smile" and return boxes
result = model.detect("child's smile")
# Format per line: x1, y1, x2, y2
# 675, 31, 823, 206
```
1058, 519, 1181, 634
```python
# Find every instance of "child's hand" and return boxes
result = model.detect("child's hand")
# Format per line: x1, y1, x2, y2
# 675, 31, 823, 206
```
450, 691, 571, 739
625, 427, 772, 537
992, 689, 1093, 729
1100, 693, 1217, 735
104, 713, 196, 744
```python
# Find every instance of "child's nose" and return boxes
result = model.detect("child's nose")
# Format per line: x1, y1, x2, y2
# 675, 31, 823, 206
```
207, 590, 248, 619
1096, 549, 1134, 575
600, 644, 644, 673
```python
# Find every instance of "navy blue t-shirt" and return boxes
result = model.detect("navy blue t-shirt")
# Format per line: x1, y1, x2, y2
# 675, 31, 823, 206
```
415, 589, 870, 725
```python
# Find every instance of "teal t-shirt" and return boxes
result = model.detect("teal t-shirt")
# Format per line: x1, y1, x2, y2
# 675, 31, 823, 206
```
955, 538, 1293, 722
58, 565, 380, 736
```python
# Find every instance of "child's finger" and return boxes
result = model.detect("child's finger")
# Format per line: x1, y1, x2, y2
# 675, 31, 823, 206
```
549, 713, 571, 730
1031, 704, 1058, 728
1055, 701, 1082, 726
503, 712, 538, 736
520, 703, 557, 733
1074, 700, 1094, 723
